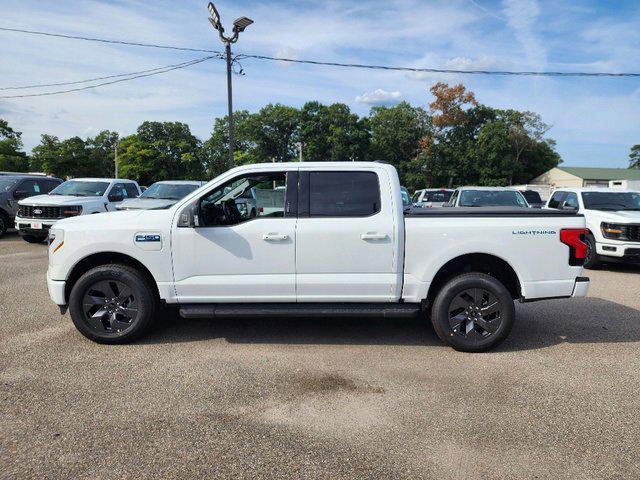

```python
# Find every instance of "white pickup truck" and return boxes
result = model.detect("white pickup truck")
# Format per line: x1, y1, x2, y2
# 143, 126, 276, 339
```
46, 162, 590, 352
16, 178, 141, 243
545, 188, 640, 268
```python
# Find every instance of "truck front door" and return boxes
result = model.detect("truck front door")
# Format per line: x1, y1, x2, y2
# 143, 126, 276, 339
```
171, 170, 297, 303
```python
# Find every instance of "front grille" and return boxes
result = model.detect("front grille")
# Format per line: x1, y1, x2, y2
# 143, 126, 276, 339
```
627, 225, 640, 242
19, 205, 63, 219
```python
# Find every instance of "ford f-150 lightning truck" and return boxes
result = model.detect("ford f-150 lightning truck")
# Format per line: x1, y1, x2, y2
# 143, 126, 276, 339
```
46, 162, 590, 352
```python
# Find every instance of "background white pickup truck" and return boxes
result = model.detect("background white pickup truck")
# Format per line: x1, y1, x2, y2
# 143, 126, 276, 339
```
545, 187, 640, 268
16, 178, 141, 243
47, 162, 589, 352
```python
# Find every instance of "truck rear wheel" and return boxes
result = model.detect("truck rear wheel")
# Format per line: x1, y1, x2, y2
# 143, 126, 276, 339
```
430, 273, 515, 352
68, 264, 158, 344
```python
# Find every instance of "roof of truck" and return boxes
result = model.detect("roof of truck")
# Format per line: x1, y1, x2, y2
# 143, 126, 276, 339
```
457, 186, 520, 191
67, 178, 137, 183
551, 187, 639, 194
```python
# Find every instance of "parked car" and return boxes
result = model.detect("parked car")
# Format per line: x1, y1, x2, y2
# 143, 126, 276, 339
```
116, 180, 205, 211
412, 188, 454, 208
520, 190, 544, 209
446, 187, 529, 208
545, 188, 640, 268
15, 178, 141, 243
0, 174, 63, 238
46, 162, 589, 352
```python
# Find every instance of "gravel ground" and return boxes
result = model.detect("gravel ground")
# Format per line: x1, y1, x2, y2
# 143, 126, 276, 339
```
1, 230, 639, 479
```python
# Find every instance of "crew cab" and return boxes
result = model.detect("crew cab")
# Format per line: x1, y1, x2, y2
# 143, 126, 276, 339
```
446, 186, 530, 208
545, 187, 640, 268
46, 162, 589, 352
16, 178, 141, 243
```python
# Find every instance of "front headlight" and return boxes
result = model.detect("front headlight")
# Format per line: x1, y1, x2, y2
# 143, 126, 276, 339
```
62, 206, 83, 217
601, 222, 626, 240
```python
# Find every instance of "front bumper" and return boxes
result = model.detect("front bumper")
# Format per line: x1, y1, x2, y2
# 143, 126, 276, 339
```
15, 216, 58, 235
47, 273, 67, 306
596, 241, 640, 261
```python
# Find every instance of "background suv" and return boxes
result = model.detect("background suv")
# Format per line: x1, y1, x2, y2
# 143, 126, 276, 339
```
0, 174, 62, 238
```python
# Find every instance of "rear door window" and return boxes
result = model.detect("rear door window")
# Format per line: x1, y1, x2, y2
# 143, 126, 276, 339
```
308, 172, 380, 217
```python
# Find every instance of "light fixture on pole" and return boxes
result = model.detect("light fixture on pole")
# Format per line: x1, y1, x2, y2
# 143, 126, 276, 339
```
207, 2, 254, 169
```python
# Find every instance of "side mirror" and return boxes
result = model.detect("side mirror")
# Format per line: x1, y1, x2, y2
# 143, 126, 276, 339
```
108, 193, 124, 202
177, 202, 200, 228
13, 190, 29, 200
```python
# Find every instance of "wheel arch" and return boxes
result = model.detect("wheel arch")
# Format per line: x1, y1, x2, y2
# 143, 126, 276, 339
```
64, 252, 159, 303
426, 253, 522, 305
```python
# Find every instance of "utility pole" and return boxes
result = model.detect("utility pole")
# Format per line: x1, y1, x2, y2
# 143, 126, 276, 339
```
297, 142, 303, 162
207, 2, 254, 169
114, 141, 119, 179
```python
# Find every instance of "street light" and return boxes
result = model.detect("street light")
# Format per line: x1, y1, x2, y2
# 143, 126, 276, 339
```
207, 2, 254, 168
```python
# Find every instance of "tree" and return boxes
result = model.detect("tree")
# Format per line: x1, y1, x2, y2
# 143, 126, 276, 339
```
86, 130, 119, 178
201, 110, 254, 178
298, 102, 370, 162
368, 102, 431, 190
118, 121, 204, 185
630, 144, 640, 169
0, 119, 29, 172
245, 104, 300, 163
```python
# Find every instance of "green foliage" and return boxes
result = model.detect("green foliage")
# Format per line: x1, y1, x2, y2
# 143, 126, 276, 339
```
117, 121, 204, 185
0, 119, 29, 172
630, 144, 640, 169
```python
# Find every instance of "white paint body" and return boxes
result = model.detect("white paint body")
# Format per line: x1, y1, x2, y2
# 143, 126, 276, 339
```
47, 163, 588, 307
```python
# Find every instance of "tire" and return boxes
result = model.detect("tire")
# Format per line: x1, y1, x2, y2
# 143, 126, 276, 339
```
583, 234, 601, 270
0, 213, 8, 238
22, 234, 48, 243
68, 264, 158, 344
430, 273, 515, 352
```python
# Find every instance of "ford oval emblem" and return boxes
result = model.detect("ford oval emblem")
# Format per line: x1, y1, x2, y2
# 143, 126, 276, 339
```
34, 209, 43, 215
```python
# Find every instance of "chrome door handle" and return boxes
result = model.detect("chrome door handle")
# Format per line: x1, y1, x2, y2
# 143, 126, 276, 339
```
360, 232, 388, 241
263, 233, 289, 241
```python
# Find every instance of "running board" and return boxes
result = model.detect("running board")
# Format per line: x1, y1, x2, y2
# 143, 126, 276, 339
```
179, 303, 421, 319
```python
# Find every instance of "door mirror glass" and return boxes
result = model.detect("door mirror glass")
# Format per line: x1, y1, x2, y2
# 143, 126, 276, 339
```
177, 202, 199, 228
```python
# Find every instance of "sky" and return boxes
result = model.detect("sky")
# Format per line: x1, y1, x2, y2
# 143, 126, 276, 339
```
0, 0, 639, 168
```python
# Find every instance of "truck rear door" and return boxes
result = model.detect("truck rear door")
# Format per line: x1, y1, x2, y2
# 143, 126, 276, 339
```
295, 168, 401, 302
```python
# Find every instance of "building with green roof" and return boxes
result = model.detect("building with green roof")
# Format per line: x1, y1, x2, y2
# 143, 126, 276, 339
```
531, 166, 640, 189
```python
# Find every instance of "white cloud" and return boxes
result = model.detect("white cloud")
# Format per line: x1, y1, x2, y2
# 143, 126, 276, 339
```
502, 0, 546, 69
355, 89, 402, 106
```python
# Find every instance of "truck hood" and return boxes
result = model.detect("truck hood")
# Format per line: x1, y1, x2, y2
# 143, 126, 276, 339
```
116, 198, 177, 210
55, 209, 145, 228
18, 194, 105, 206
587, 209, 640, 223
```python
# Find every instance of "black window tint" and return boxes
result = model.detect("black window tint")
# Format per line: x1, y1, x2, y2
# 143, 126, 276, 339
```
124, 183, 139, 198
309, 172, 380, 217
43, 180, 61, 193
548, 192, 566, 209
18, 179, 44, 195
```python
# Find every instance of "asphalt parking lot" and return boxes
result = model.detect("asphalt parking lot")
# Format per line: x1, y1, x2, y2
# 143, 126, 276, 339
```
1, 230, 639, 479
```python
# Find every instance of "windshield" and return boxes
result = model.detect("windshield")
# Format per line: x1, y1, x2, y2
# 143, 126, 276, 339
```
424, 191, 453, 203
50, 180, 110, 197
522, 191, 542, 204
141, 183, 200, 200
581, 191, 640, 211
459, 190, 528, 207
0, 178, 19, 193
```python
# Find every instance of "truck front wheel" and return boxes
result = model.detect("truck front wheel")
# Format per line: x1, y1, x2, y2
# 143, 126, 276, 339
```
430, 273, 515, 352
583, 234, 601, 269
68, 264, 158, 344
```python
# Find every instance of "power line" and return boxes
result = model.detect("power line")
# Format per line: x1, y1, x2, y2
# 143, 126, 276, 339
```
0, 56, 217, 99
0, 26, 222, 55
0, 57, 221, 90
1, 25, 639, 78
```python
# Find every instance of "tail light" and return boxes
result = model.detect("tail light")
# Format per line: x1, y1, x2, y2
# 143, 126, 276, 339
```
560, 229, 588, 266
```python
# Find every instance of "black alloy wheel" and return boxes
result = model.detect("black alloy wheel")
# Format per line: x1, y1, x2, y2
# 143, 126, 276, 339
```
82, 280, 139, 336
448, 288, 502, 340
431, 273, 515, 352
